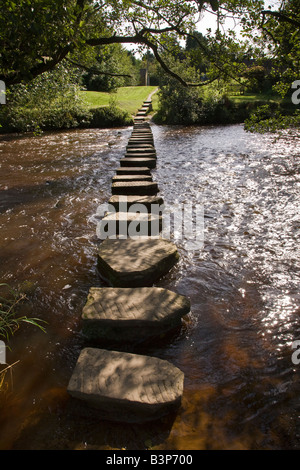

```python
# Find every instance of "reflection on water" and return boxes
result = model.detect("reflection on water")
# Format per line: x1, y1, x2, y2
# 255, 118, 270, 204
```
0, 124, 299, 450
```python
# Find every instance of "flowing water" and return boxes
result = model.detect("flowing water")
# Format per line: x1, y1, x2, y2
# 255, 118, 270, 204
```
0, 123, 299, 450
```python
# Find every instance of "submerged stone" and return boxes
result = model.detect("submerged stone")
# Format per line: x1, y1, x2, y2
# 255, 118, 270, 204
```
97, 237, 179, 287
81, 286, 190, 343
67, 347, 184, 422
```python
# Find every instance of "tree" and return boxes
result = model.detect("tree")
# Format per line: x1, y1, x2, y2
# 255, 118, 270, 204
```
258, 0, 300, 98
0, 0, 264, 88
80, 44, 138, 91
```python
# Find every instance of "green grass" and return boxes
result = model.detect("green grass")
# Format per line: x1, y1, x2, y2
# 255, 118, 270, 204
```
229, 92, 288, 104
80, 86, 158, 115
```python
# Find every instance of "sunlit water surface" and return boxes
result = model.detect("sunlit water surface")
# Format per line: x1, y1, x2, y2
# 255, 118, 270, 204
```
0, 124, 299, 450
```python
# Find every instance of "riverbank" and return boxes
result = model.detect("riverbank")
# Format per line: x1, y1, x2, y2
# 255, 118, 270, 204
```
0, 85, 297, 136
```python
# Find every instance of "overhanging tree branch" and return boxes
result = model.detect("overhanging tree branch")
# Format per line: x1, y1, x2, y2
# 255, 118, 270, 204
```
65, 57, 133, 78
261, 10, 300, 28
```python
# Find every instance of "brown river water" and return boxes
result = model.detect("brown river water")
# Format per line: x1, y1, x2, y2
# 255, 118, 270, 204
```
0, 123, 299, 450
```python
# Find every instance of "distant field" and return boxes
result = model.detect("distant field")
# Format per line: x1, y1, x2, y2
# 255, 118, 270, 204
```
80, 86, 158, 115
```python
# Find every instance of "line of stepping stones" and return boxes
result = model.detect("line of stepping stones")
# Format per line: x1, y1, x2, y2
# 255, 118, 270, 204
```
67, 99, 191, 423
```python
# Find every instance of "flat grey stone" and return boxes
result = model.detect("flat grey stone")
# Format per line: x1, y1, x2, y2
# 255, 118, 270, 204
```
127, 146, 156, 153
120, 158, 156, 169
129, 137, 153, 140
97, 237, 179, 287
81, 287, 190, 342
112, 175, 152, 183
124, 155, 157, 160
100, 211, 162, 237
111, 181, 158, 196
130, 136, 153, 140
116, 167, 151, 175
126, 139, 155, 148
67, 348, 184, 422
127, 142, 155, 148
131, 130, 153, 134
108, 195, 164, 212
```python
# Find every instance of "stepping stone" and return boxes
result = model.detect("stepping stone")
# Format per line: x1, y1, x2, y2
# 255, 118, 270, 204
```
129, 138, 153, 143
130, 130, 152, 134
99, 211, 162, 238
127, 140, 154, 145
127, 139, 155, 146
111, 181, 159, 196
124, 154, 157, 160
128, 139, 154, 145
127, 148, 156, 154
112, 175, 152, 183
120, 158, 156, 169
67, 348, 184, 422
108, 195, 164, 212
125, 150, 156, 156
130, 134, 153, 138
116, 167, 151, 176
97, 237, 179, 287
126, 148, 156, 155
81, 287, 190, 343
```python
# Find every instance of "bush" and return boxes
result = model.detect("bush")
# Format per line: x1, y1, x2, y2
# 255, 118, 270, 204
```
88, 103, 133, 128
244, 105, 300, 133
0, 63, 92, 134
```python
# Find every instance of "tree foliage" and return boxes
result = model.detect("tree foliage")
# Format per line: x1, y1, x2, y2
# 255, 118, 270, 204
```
0, 0, 264, 87
259, 0, 300, 98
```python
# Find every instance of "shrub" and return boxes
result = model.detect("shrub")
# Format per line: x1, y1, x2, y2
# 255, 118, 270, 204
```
88, 103, 133, 128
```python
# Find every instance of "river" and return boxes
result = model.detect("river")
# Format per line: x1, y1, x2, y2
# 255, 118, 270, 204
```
0, 123, 299, 450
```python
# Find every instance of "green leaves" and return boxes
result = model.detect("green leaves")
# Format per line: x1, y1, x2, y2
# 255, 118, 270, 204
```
0, 283, 47, 342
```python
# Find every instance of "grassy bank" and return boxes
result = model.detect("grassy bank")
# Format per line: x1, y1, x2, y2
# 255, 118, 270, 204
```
0, 86, 158, 134
80, 86, 158, 115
